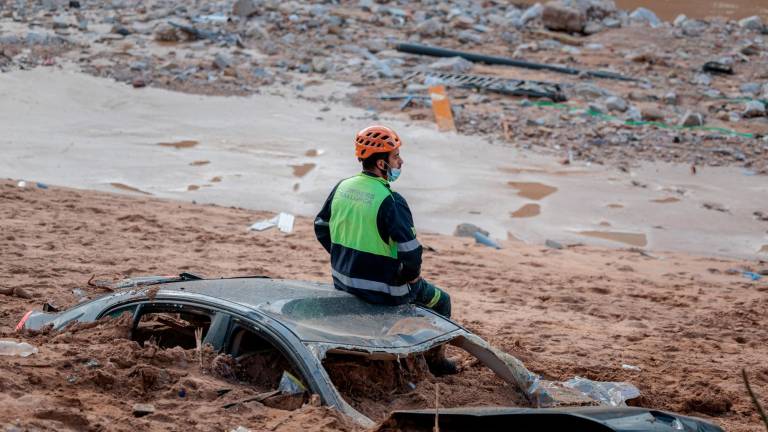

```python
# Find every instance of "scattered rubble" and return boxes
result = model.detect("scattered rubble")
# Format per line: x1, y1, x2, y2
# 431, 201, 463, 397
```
0, 0, 766, 174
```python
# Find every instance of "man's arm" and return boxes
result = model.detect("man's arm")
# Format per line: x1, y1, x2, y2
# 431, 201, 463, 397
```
314, 183, 340, 254
379, 193, 422, 284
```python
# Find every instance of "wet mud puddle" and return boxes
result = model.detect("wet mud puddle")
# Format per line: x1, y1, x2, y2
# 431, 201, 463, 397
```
651, 197, 680, 204
507, 182, 558, 200
511, 203, 541, 218
291, 163, 316, 178
579, 231, 648, 247
157, 140, 199, 149
110, 182, 152, 195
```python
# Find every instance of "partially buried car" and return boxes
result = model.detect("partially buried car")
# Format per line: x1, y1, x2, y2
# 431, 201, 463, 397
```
15, 274, 723, 431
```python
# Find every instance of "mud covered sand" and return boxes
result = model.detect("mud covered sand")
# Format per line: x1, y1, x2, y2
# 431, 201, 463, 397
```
1, 180, 767, 431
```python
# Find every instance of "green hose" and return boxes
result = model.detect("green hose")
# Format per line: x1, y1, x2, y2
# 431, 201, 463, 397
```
527, 100, 755, 139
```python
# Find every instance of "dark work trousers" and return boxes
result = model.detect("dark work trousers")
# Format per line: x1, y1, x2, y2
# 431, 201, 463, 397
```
409, 278, 452, 318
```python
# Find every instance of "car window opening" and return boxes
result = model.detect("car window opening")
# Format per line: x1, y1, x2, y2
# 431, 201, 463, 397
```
216, 326, 308, 411
322, 346, 529, 422
133, 309, 212, 350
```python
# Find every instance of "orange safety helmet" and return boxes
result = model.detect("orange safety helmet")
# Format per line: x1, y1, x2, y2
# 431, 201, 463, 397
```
354, 125, 401, 160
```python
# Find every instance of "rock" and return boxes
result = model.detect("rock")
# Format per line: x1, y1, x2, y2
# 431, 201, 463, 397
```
583, 21, 603, 34
129, 61, 148, 71
457, 30, 483, 44
743, 100, 766, 118
429, 56, 473, 73
679, 110, 705, 127
542, 1, 587, 33
454, 223, 489, 238
629, 7, 660, 27
738, 15, 764, 31
132, 403, 155, 417
131, 77, 146, 88
680, 19, 708, 37
154, 23, 180, 42
365, 38, 387, 53
545, 239, 564, 249
673, 14, 687, 26
602, 17, 621, 28
741, 43, 761, 56
52, 14, 70, 29
311, 56, 330, 73
452, 15, 476, 30
245, 22, 268, 39
69, 0, 81, 7
762, 84, 768, 99
572, 83, 611, 99
625, 106, 642, 122
112, 25, 131, 36
520, 3, 544, 26
415, 17, 443, 37
13, 287, 32, 299
501, 31, 521, 44
702, 57, 733, 75
233, 0, 260, 18
663, 92, 679, 105
740, 82, 761, 95
692, 73, 711, 86
641, 107, 664, 122
213, 52, 233, 70
605, 96, 627, 112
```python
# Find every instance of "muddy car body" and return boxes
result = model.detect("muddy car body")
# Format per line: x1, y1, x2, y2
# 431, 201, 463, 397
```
16, 275, 724, 431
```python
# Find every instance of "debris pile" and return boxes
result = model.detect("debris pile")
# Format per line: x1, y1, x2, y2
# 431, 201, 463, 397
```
1, 0, 766, 171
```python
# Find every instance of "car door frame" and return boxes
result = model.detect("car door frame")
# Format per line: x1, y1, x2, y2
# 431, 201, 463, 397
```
98, 294, 373, 426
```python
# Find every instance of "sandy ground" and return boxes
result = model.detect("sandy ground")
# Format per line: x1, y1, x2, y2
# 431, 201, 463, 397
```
1, 180, 766, 431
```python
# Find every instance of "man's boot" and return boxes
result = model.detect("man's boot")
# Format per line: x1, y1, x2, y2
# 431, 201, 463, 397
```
425, 344, 459, 376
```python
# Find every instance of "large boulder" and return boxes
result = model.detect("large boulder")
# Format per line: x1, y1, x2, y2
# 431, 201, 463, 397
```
542, 1, 587, 33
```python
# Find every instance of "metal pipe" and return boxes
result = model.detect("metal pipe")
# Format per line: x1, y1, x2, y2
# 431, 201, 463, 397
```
395, 42, 637, 82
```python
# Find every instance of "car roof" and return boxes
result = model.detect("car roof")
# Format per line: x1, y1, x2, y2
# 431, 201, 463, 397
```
155, 278, 463, 352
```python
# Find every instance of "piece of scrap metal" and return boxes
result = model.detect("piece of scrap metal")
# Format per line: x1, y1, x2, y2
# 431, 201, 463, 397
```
406, 71, 567, 102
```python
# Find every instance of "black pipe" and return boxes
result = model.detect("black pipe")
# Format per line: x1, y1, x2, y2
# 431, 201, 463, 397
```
395, 42, 637, 82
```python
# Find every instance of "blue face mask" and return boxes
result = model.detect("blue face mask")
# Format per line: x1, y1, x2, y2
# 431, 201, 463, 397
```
384, 162, 401, 182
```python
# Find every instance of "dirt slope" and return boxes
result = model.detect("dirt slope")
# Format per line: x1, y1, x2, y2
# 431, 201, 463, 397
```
1, 180, 766, 431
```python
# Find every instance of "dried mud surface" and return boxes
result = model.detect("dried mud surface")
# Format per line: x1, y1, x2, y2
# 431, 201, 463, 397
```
1, 181, 767, 431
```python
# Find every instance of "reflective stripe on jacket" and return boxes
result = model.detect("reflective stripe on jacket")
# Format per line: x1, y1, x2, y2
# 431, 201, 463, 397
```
315, 172, 422, 304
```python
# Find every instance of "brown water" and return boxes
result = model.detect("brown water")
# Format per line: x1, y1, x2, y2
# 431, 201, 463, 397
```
508, 181, 558, 200
110, 182, 152, 195
190, 160, 210, 166
157, 140, 198, 149
651, 197, 680, 204
519, 0, 768, 20
291, 163, 316, 177
579, 230, 648, 247
607, 203, 624, 209
511, 203, 541, 218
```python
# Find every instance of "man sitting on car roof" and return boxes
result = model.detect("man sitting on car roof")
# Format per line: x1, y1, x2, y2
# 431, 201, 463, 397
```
314, 125, 457, 374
